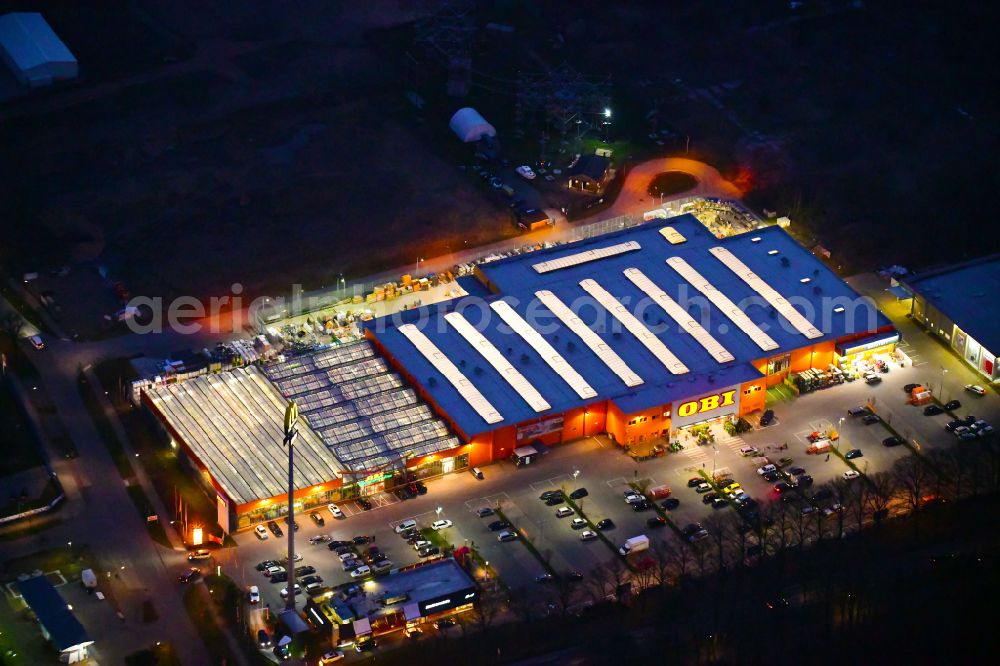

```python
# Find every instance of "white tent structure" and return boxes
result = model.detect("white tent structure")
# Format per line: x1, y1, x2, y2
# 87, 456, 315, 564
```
449, 107, 496, 143
0, 13, 78, 88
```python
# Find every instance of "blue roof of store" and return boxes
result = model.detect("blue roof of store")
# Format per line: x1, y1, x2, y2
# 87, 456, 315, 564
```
365, 216, 890, 437
16, 576, 92, 652
903, 253, 1000, 354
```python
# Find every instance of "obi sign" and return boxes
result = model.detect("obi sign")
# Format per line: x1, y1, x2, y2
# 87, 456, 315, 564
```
671, 388, 740, 427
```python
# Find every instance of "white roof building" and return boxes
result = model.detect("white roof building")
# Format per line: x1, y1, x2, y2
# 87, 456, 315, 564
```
0, 13, 78, 88
449, 107, 496, 143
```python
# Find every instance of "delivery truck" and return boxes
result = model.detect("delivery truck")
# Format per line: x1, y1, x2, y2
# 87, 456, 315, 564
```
618, 535, 650, 556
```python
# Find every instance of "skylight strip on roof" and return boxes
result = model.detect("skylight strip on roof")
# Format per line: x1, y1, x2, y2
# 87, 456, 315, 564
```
534, 290, 644, 388
489, 301, 597, 399
709, 247, 823, 339
659, 227, 687, 244
531, 240, 641, 274
666, 256, 780, 351
444, 312, 551, 413
623, 267, 735, 363
579, 279, 690, 375
397, 324, 503, 425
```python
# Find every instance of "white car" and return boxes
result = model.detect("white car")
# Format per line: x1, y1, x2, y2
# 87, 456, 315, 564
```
555, 507, 574, 518
843, 470, 861, 480
328, 503, 345, 519
264, 565, 284, 577
319, 651, 346, 665
757, 464, 777, 475
338, 551, 356, 562
570, 518, 588, 530
965, 384, 986, 396
515, 165, 536, 180
309, 534, 332, 545
254, 525, 269, 540
739, 446, 760, 457
350, 565, 371, 578
248, 585, 260, 604
279, 583, 302, 598
411, 540, 431, 551
579, 530, 598, 541
431, 519, 453, 531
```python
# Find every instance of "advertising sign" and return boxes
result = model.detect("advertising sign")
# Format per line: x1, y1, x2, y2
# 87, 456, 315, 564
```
671, 387, 741, 428
516, 415, 564, 441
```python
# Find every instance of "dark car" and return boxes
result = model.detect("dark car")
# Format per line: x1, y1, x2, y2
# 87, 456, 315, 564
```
631, 500, 652, 512
300, 574, 323, 585
862, 414, 881, 425
702, 492, 719, 505
763, 470, 783, 482
797, 474, 814, 487
774, 482, 793, 494
788, 466, 806, 476
309, 512, 325, 527
944, 399, 961, 411
353, 535, 370, 545
327, 541, 350, 551
569, 488, 589, 499
485, 520, 509, 532
257, 629, 272, 648
256, 559, 279, 571
393, 488, 409, 501
418, 546, 440, 558
357, 498, 373, 511
284, 517, 299, 531
924, 404, 944, 416
545, 495, 565, 506
681, 522, 703, 536
177, 568, 201, 584
566, 570, 584, 582
596, 518, 614, 530
355, 639, 377, 653
903, 383, 921, 393
295, 565, 316, 576
539, 490, 561, 500
267, 520, 283, 537
945, 419, 965, 432
686, 477, 703, 488
883, 436, 904, 447
661, 498, 680, 510
270, 571, 288, 583
414, 481, 428, 495
848, 406, 871, 417
711, 497, 728, 509
845, 449, 863, 459
647, 516, 667, 528
760, 409, 775, 426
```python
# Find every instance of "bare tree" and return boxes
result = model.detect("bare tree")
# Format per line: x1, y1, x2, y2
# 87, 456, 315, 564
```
0, 311, 23, 343
702, 512, 732, 570
893, 455, 933, 515
470, 591, 503, 633
865, 471, 896, 522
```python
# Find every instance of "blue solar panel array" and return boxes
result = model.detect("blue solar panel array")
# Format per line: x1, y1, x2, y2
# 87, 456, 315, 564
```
365, 215, 891, 437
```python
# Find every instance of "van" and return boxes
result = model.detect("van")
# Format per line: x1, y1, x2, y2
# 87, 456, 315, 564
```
470, 467, 484, 480
394, 519, 417, 533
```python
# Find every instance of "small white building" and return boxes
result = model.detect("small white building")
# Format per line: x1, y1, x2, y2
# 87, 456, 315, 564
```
449, 107, 496, 143
0, 12, 78, 88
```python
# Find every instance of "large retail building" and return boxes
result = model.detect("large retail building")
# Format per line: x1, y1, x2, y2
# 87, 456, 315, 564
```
144, 215, 894, 532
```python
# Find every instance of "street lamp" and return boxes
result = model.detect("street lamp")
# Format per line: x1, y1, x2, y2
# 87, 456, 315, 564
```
572, 470, 580, 480
603, 108, 612, 119
435, 506, 443, 518
283, 401, 300, 612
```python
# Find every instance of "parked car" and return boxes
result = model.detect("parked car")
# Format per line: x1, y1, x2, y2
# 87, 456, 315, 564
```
580, 530, 598, 541
515, 165, 536, 180
848, 406, 871, 417
187, 549, 211, 561
418, 546, 440, 557
694, 483, 712, 493
864, 373, 882, 384
476, 507, 494, 517
661, 498, 680, 510
431, 519, 453, 530
631, 500, 652, 512
300, 575, 323, 586
686, 477, 703, 487
497, 530, 519, 542
965, 384, 986, 396
255, 560, 279, 572
883, 436, 904, 447
257, 629, 272, 648
353, 535, 371, 545
271, 571, 289, 583
254, 525, 269, 540
350, 566, 371, 578
845, 449, 863, 459
702, 492, 718, 505
773, 482, 793, 495
862, 414, 881, 425
280, 584, 302, 598
309, 512, 325, 527
539, 490, 561, 500
433, 618, 457, 629
294, 565, 315, 576
757, 464, 777, 475
924, 404, 944, 415
647, 516, 667, 528
788, 466, 806, 476
545, 495, 565, 506
711, 497, 728, 509
843, 470, 861, 480
945, 419, 965, 432
319, 650, 346, 664
309, 534, 332, 545
596, 519, 614, 530
903, 383, 921, 393
763, 470, 783, 482
284, 517, 299, 531
570, 518, 588, 529
267, 521, 283, 537
570, 488, 589, 499
797, 474, 814, 487
555, 507, 574, 518
739, 446, 760, 457
778, 457, 793, 467
760, 409, 775, 426
487, 519, 511, 531
944, 399, 962, 411
178, 568, 201, 584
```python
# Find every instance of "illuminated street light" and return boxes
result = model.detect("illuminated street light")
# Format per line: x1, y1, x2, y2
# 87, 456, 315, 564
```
603, 108, 612, 118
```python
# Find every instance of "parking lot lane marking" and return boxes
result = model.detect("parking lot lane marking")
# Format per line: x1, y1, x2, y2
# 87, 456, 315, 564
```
529, 480, 555, 493
464, 492, 510, 512
605, 477, 628, 488
591, 437, 606, 448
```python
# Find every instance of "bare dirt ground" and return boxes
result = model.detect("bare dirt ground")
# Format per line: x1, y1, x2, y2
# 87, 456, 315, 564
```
0, 0, 508, 314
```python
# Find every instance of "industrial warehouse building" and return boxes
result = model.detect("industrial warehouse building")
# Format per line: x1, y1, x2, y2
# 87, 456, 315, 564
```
903, 253, 1000, 382
144, 215, 894, 532
0, 12, 77, 87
